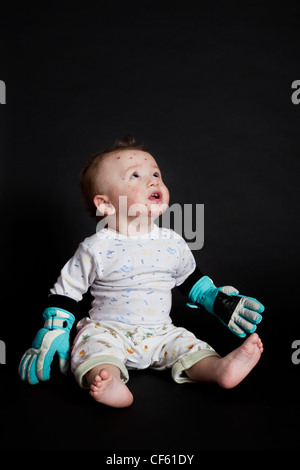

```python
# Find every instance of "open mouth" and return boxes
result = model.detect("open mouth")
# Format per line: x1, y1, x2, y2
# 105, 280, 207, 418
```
148, 191, 162, 202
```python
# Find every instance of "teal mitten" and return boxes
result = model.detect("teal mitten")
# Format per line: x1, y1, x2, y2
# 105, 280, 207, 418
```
19, 307, 75, 384
187, 276, 264, 338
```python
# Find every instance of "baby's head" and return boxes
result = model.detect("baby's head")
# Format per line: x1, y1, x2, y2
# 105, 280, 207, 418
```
80, 136, 169, 230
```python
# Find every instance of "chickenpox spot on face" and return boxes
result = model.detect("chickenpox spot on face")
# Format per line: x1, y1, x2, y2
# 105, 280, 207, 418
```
116, 156, 121, 159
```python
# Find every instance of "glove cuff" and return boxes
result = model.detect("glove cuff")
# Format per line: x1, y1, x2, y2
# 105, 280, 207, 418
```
42, 307, 75, 333
189, 276, 218, 313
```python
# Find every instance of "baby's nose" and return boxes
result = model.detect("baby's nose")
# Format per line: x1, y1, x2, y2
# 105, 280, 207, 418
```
148, 178, 159, 187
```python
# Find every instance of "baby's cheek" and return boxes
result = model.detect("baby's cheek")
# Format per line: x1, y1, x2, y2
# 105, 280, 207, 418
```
126, 191, 149, 215
127, 188, 143, 206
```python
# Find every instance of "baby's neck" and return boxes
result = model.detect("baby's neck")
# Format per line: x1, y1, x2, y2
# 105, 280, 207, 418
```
109, 217, 155, 237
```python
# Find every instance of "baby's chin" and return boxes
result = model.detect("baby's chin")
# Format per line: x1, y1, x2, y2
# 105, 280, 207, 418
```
147, 202, 169, 218
127, 201, 169, 218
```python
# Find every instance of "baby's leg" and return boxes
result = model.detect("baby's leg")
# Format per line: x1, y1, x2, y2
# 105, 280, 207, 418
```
185, 333, 263, 389
86, 364, 133, 408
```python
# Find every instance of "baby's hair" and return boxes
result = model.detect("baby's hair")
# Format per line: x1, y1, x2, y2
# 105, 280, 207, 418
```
80, 135, 144, 218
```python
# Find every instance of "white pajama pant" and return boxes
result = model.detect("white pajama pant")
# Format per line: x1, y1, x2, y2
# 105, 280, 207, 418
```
71, 318, 219, 388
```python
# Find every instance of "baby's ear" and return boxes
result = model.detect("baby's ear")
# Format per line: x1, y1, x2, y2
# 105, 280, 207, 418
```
93, 195, 115, 216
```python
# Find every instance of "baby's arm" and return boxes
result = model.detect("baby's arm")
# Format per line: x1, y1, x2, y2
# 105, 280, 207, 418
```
178, 267, 264, 338
19, 242, 97, 384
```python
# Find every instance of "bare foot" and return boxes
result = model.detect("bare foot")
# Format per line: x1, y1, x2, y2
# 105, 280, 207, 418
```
89, 369, 133, 408
217, 333, 263, 389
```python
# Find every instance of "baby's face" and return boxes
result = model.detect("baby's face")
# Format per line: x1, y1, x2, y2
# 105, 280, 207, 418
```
96, 149, 169, 221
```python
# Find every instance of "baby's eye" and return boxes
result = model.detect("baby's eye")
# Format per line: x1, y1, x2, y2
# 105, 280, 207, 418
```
153, 172, 160, 178
130, 172, 139, 179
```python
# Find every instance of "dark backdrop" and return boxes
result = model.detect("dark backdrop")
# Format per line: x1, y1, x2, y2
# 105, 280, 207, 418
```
1, 0, 300, 452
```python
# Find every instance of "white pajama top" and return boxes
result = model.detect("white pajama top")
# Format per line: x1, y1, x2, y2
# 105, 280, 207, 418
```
50, 225, 196, 328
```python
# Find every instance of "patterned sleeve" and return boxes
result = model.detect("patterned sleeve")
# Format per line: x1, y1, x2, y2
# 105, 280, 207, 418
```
50, 242, 98, 302
173, 235, 196, 286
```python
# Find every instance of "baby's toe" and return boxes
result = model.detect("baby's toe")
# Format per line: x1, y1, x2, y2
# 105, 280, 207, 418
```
99, 369, 110, 380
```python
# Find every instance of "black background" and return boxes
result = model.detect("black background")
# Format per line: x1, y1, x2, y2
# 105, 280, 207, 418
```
1, 0, 300, 452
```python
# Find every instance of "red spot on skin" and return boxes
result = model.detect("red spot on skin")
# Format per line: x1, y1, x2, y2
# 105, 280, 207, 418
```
116, 156, 120, 159
122, 177, 125, 180
129, 156, 133, 159
145, 158, 147, 160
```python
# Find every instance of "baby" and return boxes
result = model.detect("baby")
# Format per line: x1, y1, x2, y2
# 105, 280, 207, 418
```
19, 136, 264, 408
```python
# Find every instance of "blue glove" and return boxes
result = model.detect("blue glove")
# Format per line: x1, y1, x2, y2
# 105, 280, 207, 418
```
19, 307, 75, 384
187, 276, 264, 338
